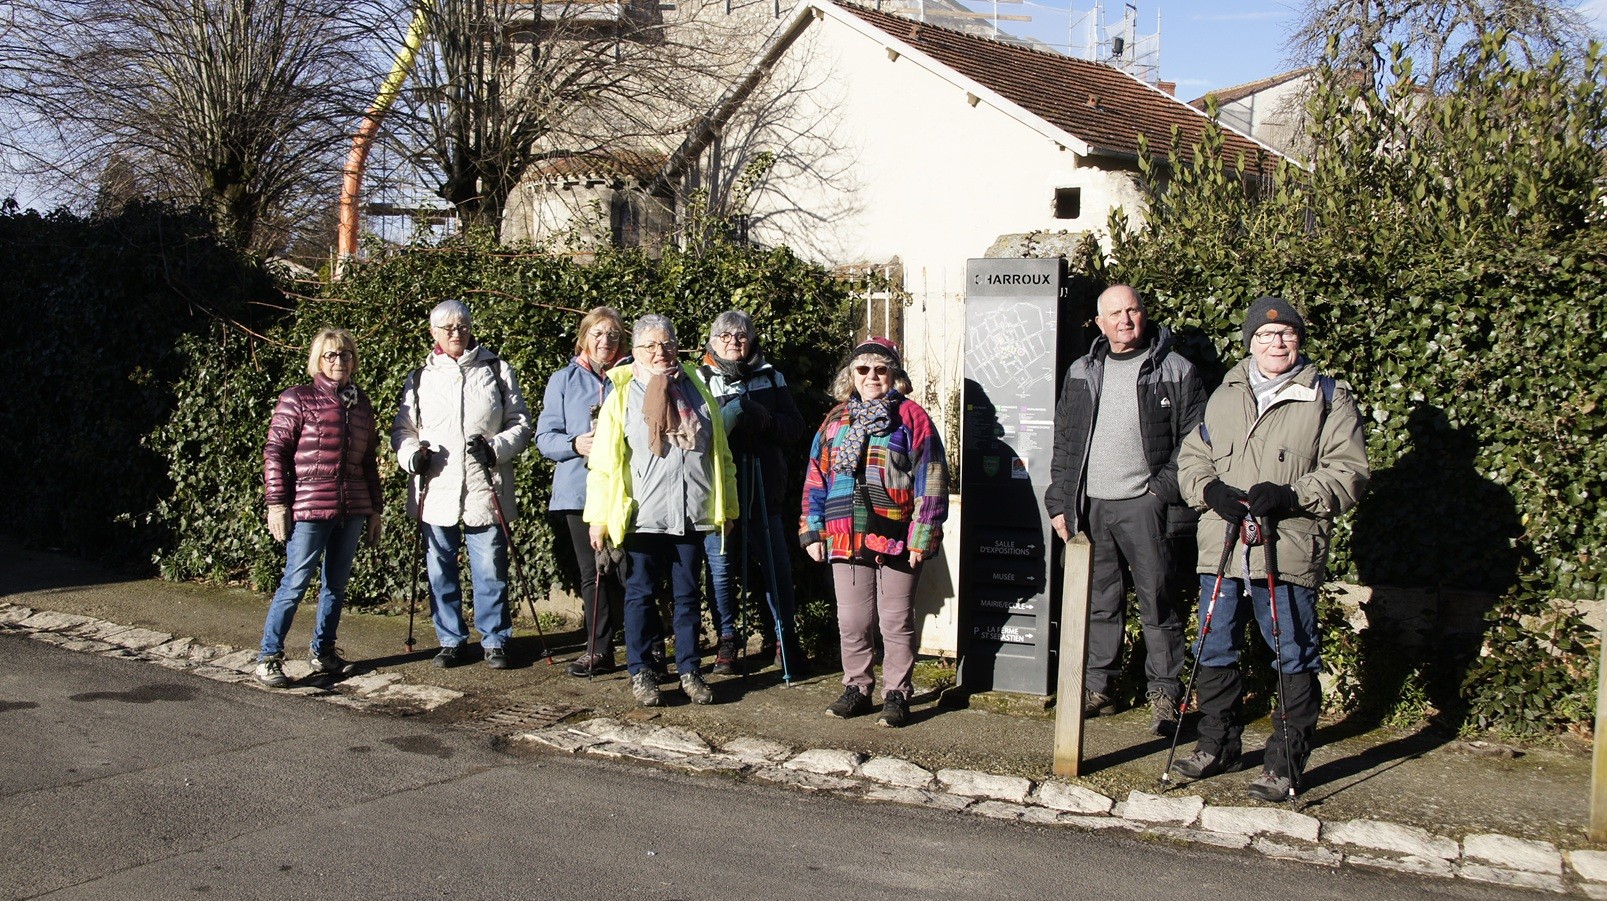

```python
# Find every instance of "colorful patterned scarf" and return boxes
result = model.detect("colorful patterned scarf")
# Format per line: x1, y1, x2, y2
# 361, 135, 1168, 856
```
832, 390, 900, 475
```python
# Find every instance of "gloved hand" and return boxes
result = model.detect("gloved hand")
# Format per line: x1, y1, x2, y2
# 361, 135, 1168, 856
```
1202, 480, 1248, 523
365, 513, 383, 547
466, 434, 496, 468
721, 400, 744, 432
1247, 482, 1299, 517
267, 505, 290, 543
409, 442, 434, 475
739, 395, 772, 432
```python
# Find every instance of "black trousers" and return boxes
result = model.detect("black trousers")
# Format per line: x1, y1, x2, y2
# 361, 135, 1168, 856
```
1085, 493, 1184, 698
554, 511, 625, 654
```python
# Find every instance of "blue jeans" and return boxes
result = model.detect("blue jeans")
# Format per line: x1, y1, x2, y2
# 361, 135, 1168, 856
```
703, 513, 797, 639
625, 532, 705, 676
424, 523, 512, 650
1193, 574, 1320, 673
259, 516, 366, 659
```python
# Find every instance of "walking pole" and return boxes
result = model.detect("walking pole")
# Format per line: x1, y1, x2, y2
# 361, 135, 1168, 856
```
479, 460, 555, 665
750, 459, 794, 683
586, 546, 606, 682
405, 442, 433, 652
1161, 522, 1239, 789
736, 451, 754, 680
1262, 516, 1300, 803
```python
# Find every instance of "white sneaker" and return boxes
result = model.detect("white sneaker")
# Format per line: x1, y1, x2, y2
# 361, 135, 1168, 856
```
255, 655, 289, 688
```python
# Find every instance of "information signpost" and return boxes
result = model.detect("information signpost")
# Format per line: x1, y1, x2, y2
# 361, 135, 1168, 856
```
957, 258, 1086, 695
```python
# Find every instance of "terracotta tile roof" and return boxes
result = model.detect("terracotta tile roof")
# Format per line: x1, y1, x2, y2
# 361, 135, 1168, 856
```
528, 149, 667, 183
835, 1, 1280, 174
1188, 68, 1313, 110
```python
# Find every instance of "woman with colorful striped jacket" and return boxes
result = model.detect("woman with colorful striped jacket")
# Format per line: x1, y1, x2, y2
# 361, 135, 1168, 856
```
801, 337, 948, 728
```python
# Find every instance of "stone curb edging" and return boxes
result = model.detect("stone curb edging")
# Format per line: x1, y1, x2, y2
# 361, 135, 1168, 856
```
521, 717, 1580, 893
0, 603, 464, 713
0, 601, 1591, 894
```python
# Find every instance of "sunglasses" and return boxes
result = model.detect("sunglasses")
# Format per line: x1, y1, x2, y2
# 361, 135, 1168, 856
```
853, 364, 889, 376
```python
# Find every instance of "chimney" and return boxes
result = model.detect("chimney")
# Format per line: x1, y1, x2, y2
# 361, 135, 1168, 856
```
1158, 80, 1177, 97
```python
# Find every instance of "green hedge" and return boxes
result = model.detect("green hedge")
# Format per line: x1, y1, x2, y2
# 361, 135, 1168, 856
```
1108, 41, 1606, 737
0, 201, 281, 562
142, 229, 856, 656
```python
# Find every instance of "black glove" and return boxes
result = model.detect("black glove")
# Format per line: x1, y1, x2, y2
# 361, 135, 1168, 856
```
1247, 482, 1299, 517
409, 443, 434, 475
466, 434, 496, 468
739, 395, 772, 432
1203, 480, 1248, 522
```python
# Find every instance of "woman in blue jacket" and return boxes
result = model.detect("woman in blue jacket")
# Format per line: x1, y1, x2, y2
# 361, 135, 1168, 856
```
537, 306, 629, 677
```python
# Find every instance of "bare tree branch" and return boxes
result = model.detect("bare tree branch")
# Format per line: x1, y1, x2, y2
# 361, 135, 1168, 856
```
1287, 0, 1595, 92
11, 0, 396, 252
381, 0, 768, 238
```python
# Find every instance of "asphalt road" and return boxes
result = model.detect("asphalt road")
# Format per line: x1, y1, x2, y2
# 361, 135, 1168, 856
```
0, 633, 1538, 900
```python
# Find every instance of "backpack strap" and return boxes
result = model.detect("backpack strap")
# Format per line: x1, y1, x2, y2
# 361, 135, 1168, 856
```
409, 365, 425, 426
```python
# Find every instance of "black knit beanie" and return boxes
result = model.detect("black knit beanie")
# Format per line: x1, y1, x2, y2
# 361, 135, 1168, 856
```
1241, 296, 1306, 348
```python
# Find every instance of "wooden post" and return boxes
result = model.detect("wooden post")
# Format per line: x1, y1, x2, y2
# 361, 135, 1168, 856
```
1052, 534, 1093, 777
1591, 628, 1607, 841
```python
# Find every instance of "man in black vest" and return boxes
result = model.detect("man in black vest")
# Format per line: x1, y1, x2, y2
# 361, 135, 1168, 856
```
1045, 285, 1206, 734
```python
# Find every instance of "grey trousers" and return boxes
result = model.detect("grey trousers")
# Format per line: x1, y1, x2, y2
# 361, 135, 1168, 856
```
1084, 493, 1184, 698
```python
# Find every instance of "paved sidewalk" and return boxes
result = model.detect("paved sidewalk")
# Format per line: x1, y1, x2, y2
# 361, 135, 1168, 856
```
2, 542, 1602, 894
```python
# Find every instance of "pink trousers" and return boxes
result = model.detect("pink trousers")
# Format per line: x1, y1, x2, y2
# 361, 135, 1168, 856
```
833, 559, 921, 698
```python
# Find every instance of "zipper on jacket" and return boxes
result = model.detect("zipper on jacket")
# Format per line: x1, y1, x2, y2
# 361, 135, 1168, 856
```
338, 400, 351, 517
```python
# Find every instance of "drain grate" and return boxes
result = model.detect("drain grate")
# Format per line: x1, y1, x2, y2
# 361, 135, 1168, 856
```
465, 701, 586, 734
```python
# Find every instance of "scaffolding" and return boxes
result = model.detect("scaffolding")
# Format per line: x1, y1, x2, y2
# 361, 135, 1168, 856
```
1068, 1, 1160, 83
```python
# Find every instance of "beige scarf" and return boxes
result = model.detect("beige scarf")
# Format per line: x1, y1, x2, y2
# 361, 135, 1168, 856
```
636, 361, 700, 456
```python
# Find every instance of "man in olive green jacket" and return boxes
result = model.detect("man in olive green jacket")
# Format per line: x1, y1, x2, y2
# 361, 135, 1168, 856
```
1170, 297, 1369, 802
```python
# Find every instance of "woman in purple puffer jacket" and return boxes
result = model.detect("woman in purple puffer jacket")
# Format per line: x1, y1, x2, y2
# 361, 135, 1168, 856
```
254, 327, 384, 688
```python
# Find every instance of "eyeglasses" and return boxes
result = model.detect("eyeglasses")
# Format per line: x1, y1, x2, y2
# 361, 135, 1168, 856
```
853, 364, 890, 377
635, 341, 677, 354
433, 323, 470, 335
321, 350, 354, 363
713, 331, 749, 343
1252, 328, 1300, 346
587, 328, 622, 342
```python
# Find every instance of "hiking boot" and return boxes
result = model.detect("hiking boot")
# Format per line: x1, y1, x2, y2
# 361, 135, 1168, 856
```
433, 645, 467, 668
711, 635, 738, 676
631, 669, 663, 707
1147, 689, 1180, 737
566, 652, 615, 678
877, 690, 910, 728
1247, 769, 1297, 802
308, 648, 349, 676
680, 671, 715, 705
1083, 689, 1117, 717
1170, 748, 1242, 780
825, 684, 873, 719
483, 646, 511, 670
254, 654, 289, 688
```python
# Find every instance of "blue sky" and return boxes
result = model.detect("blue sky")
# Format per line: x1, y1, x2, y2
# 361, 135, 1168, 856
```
996, 0, 1607, 101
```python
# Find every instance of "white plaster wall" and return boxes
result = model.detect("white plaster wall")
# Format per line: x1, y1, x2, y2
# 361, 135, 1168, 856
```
1217, 75, 1310, 161
744, 14, 1151, 655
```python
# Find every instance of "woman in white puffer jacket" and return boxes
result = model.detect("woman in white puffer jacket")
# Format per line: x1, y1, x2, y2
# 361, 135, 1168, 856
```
392, 299, 533, 669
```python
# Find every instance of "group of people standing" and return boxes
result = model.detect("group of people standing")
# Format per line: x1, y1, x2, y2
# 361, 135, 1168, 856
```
1047, 286, 1368, 801
252, 300, 951, 730
249, 284, 1368, 797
